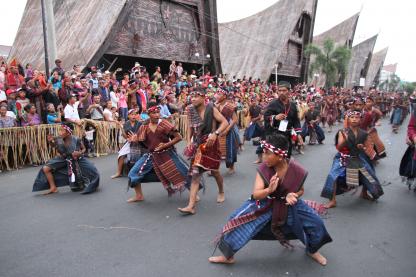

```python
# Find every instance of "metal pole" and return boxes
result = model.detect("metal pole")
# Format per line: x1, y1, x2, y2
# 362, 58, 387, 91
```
202, 49, 205, 77
40, 0, 50, 77
275, 64, 278, 84
45, 0, 57, 69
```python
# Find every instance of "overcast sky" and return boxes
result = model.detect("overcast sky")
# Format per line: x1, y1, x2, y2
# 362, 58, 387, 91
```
1, 0, 414, 81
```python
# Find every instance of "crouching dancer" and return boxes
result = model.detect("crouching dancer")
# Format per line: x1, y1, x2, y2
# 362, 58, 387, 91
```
33, 123, 100, 195
209, 134, 332, 266
321, 110, 384, 208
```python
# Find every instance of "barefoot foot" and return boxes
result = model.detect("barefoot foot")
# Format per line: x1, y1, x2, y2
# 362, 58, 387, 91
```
324, 200, 336, 209
111, 174, 122, 179
253, 159, 261, 164
178, 206, 195, 215
217, 192, 225, 203
309, 252, 327, 266
43, 188, 58, 195
227, 169, 235, 175
208, 256, 235, 264
127, 195, 144, 203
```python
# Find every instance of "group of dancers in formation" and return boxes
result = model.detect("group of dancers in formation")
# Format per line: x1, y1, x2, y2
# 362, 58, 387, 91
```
32, 80, 416, 266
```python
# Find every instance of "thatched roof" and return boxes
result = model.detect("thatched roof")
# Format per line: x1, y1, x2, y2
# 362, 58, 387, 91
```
345, 35, 378, 88
218, 0, 317, 81
0, 45, 11, 58
9, 0, 127, 71
10, 0, 222, 74
312, 13, 359, 87
313, 13, 360, 48
365, 47, 388, 89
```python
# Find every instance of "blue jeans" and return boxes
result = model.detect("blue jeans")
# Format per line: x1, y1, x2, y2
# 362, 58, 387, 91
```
119, 107, 128, 121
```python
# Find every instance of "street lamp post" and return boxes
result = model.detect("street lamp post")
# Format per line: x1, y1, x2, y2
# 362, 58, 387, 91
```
195, 52, 210, 78
314, 73, 319, 87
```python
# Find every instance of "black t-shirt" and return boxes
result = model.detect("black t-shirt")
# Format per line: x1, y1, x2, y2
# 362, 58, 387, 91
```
263, 99, 301, 135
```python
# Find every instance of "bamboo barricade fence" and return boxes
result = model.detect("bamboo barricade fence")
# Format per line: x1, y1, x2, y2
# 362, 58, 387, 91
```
0, 112, 246, 171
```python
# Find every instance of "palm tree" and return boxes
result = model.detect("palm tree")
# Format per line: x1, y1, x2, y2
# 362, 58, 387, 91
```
305, 38, 352, 89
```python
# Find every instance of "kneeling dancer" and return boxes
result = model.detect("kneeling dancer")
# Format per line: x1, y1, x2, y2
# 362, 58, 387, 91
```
33, 123, 100, 195
210, 134, 332, 266
321, 110, 384, 208
127, 102, 189, 202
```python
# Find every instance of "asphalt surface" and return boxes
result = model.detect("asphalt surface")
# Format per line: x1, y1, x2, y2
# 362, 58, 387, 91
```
1, 119, 416, 277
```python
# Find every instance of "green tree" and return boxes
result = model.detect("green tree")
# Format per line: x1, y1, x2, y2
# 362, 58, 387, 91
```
403, 82, 416, 93
305, 38, 352, 89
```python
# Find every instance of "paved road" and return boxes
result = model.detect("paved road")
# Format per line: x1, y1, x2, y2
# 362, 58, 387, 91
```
1, 119, 415, 277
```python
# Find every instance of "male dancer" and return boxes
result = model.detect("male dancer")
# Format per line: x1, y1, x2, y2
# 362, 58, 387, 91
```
263, 81, 303, 157
361, 97, 386, 159
178, 87, 228, 215
215, 89, 238, 174
127, 102, 190, 202
321, 110, 384, 208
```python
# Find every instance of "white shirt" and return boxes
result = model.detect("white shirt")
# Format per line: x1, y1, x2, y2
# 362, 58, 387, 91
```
103, 108, 113, 121
64, 101, 80, 121
110, 90, 119, 108
0, 90, 6, 102
6, 110, 16, 119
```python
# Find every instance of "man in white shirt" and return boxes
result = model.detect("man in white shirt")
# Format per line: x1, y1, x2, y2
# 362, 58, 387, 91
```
64, 95, 82, 125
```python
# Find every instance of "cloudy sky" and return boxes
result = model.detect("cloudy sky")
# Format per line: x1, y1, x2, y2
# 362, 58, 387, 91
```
1, 0, 414, 81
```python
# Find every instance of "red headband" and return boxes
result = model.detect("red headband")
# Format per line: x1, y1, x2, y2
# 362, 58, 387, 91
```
260, 140, 288, 158
147, 106, 160, 113
347, 111, 362, 118
62, 124, 73, 135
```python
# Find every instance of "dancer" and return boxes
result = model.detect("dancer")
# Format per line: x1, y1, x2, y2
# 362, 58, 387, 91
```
361, 97, 386, 159
111, 109, 144, 178
399, 110, 416, 191
215, 89, 238, 174
178, 87, 228, 215
209, 134, 332, 266
301, 102, 325, 145
264, 81, 302, 157
244, 96, 263, 163
391, 95, 404, 134
322, 95, 338, 132
321, 110, 384, 208
126, 102, 189, 202
33, 123, 100, 195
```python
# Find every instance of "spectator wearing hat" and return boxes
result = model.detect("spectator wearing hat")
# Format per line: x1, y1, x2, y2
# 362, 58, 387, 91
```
16, 88, 30, 114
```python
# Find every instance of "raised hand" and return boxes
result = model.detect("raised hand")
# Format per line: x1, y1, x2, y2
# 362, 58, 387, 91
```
268, 173, 280, 194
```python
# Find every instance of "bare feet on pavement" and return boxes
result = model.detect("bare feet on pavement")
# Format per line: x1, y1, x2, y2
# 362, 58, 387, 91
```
324, 200, 336, 209
178, 206, 196, 215
43, 188, 58, 195
127, 195, 144, 203
309, 252, 327, 266
217, 192, 225, 203
208, 256, 235, 264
